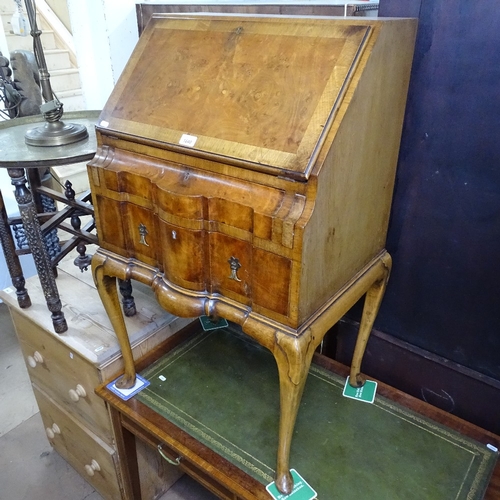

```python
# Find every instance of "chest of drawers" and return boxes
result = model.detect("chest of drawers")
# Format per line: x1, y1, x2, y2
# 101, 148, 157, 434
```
89, 14, 417, 494
1, 258, 192, 499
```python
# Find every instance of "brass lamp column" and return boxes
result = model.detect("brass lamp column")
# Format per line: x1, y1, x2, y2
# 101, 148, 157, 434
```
23, 0, 88, 146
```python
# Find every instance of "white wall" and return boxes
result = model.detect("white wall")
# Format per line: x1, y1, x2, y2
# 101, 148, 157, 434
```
67, 0, 139, 110
0, 13, 9, 58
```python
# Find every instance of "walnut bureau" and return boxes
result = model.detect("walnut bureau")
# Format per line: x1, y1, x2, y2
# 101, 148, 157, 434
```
0, 257, 193, 499
89, 14, 417, 494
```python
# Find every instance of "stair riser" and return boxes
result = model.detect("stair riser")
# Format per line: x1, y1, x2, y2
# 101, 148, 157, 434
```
58, 93, 85, 112
45, 51, 71, 71
5, 31, 57, 51
1, 12, 15, 32
50, 71, 81, 93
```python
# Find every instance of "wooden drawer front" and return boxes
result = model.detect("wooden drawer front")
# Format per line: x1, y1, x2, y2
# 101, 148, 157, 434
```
96, 195, 159, 267
12, 310, 113, 444
123, 202, 159, 266
209, 232, 252, 304
160, 220, 207, 291
252, 248, 291, 318
95, 194, 127, 257
33, 385, 122, 500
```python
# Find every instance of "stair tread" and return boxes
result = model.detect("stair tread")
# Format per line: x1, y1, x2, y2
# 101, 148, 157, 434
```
44, 48, 70, 54
50, 68, 80, 75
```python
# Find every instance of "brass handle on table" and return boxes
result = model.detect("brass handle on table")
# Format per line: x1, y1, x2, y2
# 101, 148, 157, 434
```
157, 444, 181, 466
228, 256, 242, 282
27, 351, 44, 368
138, 223, 150, 246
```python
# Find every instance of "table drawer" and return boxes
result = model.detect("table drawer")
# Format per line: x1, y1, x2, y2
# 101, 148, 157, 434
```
12, 309, 113, 443
33, 384, 123, 500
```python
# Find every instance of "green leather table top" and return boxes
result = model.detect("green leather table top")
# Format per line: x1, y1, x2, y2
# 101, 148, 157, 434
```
136, 325, 497, 499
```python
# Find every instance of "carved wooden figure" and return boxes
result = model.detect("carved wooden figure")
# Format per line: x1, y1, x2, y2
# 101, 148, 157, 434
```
89, 14, 416, 494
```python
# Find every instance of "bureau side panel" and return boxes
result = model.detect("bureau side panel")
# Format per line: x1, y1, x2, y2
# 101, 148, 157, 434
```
299, 20, 417, 322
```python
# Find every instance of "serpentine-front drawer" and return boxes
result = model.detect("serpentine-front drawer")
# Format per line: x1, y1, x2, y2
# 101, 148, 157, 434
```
11, 309, 112, 444
89, 148, 298, 324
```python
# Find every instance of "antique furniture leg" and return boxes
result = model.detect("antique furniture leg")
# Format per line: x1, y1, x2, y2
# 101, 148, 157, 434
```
349, 253, 392, 387
272, 334, 317, 494
7, 167, 67, 333
92, 256, 137, 388
0, 189, 31, 308
261, 252, 393, 494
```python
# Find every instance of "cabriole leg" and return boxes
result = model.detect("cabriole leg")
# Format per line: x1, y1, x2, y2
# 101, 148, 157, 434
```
349, 254, 392, 387
92, 256, 137, 388
272, 335, 316, 495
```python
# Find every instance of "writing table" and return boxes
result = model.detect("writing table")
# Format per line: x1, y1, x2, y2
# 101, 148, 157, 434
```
96, 322, 500, 500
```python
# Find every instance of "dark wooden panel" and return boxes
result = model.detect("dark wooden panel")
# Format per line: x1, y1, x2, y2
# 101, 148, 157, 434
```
375, 0, 500, 380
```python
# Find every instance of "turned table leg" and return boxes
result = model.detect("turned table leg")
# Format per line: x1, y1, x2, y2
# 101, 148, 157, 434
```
92, 256, 137, 388
7, 167, 67, 333
0, 190, 31, 308
118, 278, 137, 317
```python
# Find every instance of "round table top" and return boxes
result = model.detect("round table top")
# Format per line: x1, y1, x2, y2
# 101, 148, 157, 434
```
0, 110, 101, 168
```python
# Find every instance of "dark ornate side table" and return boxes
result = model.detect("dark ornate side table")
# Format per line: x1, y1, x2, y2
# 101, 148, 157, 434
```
0, 110, 100, 333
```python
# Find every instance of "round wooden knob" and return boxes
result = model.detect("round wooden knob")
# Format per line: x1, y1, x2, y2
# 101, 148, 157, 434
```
68, 384, 87, 402
84, 459, 101, 477
27, 351, 44, 368
45, 423, 61, 439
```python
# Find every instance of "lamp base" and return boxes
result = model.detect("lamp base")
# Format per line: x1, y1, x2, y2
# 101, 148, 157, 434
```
25, 119, 88, 147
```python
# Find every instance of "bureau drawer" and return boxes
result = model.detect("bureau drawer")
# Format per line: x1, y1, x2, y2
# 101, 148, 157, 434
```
33, 384, 122, 500
11, 309, 113, 444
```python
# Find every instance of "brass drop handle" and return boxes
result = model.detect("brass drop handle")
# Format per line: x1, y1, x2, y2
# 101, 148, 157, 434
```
27, 351, 44, 368
157, 444, 181, 466
68, 384, 87, 402
228, 256, 242, 282
45, 423, 61, 439
84, 459, 101, 477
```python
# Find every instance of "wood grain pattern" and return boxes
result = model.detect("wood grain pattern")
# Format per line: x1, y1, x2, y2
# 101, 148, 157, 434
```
103, 18, 371, 178
89, 15, 417, 494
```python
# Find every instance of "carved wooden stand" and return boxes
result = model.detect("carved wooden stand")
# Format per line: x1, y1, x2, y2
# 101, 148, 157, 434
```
0, 111, 103, 333
92, 248, 391, 493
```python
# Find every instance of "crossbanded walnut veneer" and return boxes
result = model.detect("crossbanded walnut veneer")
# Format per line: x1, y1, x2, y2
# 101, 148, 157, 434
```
89, 14, 417, 495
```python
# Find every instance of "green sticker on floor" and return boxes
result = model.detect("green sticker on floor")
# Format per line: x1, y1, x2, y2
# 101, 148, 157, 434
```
266, 469, 317, 500
342, 376, 377, 404
199, 315, 229, 331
